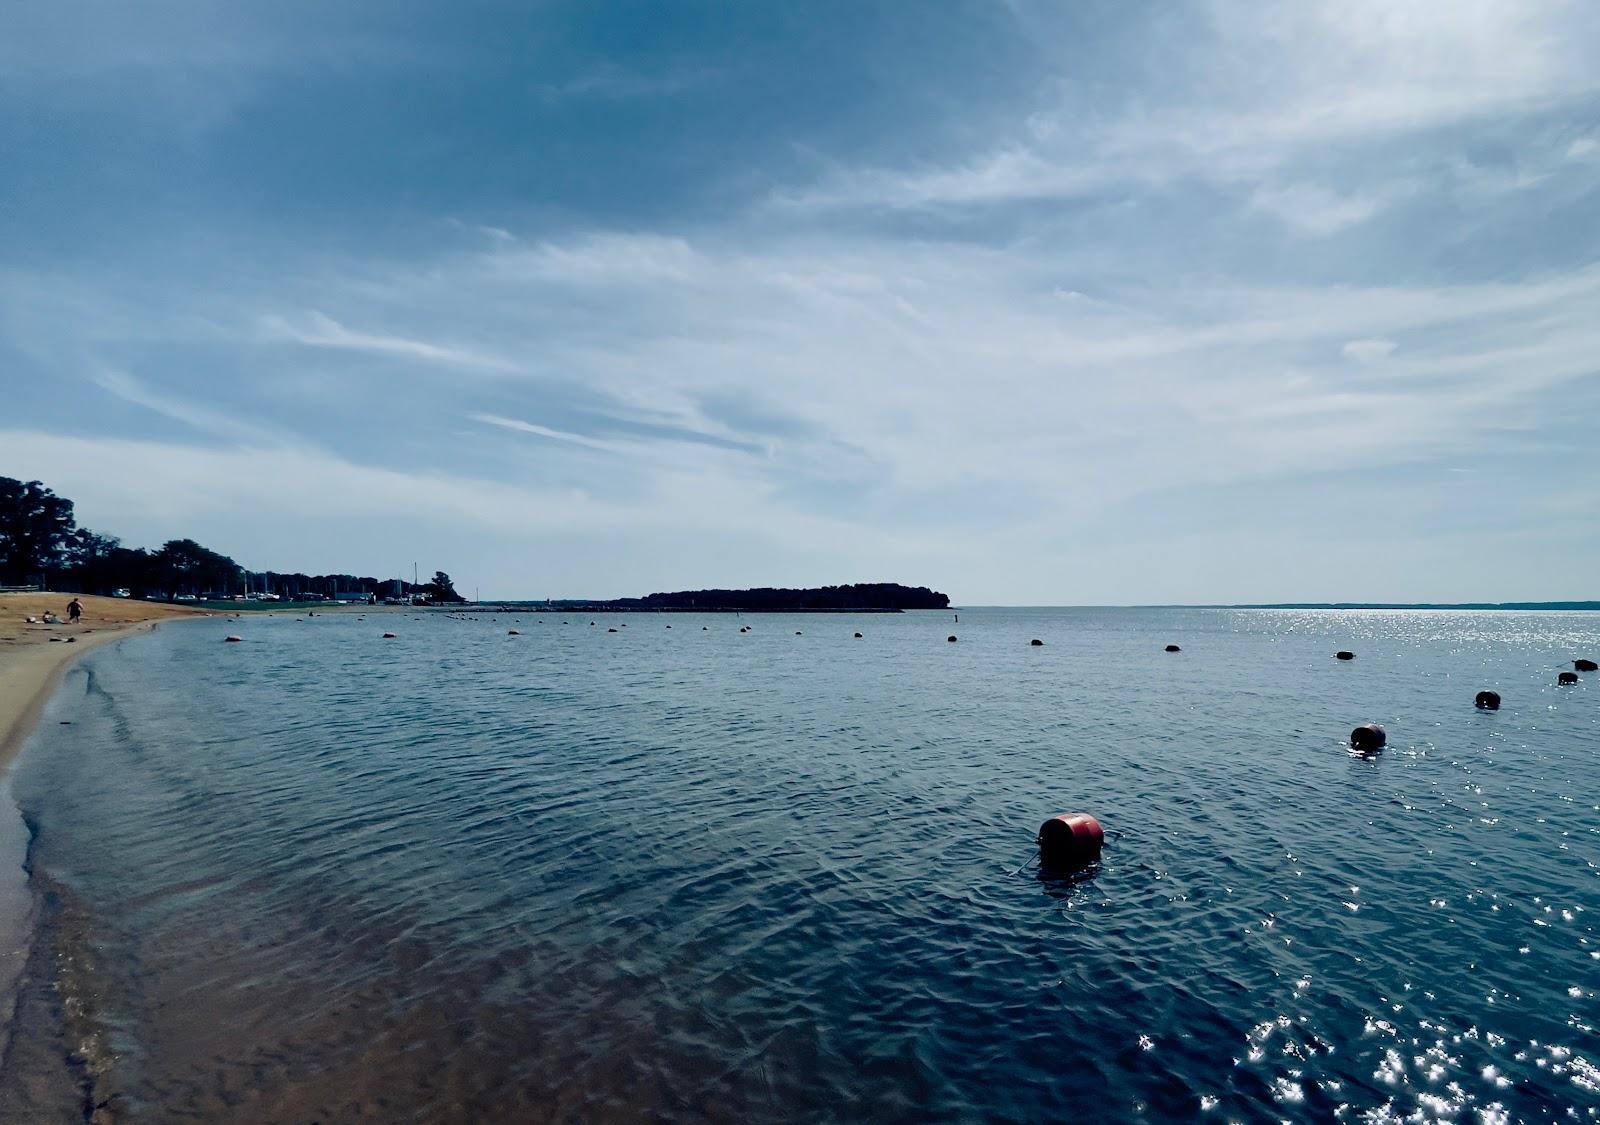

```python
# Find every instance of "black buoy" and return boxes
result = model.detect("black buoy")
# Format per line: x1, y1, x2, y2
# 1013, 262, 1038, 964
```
795, 631, 802, 636
1474, 690, 1501, 710
1038, 813, 1104, 871
1335, 650, 1355, 660
1349, 723, 1387, 752
1576, 659, 1598, 672
947, 635, 958, 643
1164, 644, 1180, 652
608, 627, 618, 633
1030, 638, 1044, 646
1558, 671, 1579, 685
854, 632, 863, 638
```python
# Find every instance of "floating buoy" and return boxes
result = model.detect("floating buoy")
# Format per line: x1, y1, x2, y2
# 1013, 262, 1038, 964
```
1474, 690, 1501, 710
508, 629, 520, 635
947, 635, 958, 643
608, 627, 618, 633
854, 632, 863, 638
666, 625, 672, 629
1576, 659, 1598, 672
1335, 650, 1355, 660
702, 626, 708, 630
224, 635, 242, 643
1164, 644, 1180, 652
1038, 813, 1104, 871
1558, 671, 1579, 685
383, 632, 397, 639
1030, 639, 1044, 646
1349, 723, 1386, 752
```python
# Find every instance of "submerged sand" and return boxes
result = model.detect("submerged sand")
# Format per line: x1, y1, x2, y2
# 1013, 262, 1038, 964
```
0, 593, 204, 773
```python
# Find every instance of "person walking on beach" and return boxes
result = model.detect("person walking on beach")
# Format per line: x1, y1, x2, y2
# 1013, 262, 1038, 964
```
67, 597, 82, 624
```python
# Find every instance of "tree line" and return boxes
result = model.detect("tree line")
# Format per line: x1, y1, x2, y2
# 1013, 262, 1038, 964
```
0, 477, 463, 603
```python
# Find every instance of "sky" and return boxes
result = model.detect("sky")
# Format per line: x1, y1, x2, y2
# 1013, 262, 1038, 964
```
3, 0, 1599, 603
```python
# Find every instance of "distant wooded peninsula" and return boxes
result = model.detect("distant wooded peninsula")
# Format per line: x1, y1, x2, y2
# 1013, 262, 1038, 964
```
519, 584, 951, 613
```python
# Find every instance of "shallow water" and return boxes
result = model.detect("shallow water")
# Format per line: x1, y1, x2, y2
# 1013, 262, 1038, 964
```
1, 607, 1597, 1122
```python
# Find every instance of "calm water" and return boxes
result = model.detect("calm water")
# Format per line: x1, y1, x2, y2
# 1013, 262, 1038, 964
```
1, 607, 1597, 1122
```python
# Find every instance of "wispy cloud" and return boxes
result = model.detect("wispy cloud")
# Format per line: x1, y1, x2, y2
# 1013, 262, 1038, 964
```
532, 63, 713, 101
469, 412, 619, 452
92, 368, 287, 446
259, 311, 519, 373
780, 0, 1600, 223
1341, 339, 1398, 364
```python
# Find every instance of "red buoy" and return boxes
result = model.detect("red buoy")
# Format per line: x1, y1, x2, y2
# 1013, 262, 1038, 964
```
1038, 812, 1104, 870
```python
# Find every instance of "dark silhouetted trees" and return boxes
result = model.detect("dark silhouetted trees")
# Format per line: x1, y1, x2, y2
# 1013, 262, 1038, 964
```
1, 475, 457, 601
0, 478, 76, 583
426, 571, 464, 602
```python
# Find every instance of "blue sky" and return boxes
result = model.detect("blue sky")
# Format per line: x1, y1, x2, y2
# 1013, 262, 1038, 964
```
3, 1, 1598, 602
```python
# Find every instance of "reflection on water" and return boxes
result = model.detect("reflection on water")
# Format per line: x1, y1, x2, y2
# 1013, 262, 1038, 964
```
1, 607, 1597, 1122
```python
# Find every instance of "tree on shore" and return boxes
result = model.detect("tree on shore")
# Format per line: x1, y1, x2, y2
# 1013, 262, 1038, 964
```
153, 538, 242, 601
4, 473, 457, 603
0, 477, 76, 584
426, 570, 464, 602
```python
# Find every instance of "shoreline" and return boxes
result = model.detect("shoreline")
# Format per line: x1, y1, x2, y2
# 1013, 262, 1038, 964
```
0, 594, 205, 1081
1, 594, 206, 776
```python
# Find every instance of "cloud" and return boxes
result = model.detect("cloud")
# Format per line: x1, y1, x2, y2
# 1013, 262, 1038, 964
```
532, 64, 712, 101
469, 413, 620, 452
1341, 339, 1398, 363
1249, 183, 1404, 237
779, 0, 1600, 222
259, 311, 519, 373
92, 368, 287, 445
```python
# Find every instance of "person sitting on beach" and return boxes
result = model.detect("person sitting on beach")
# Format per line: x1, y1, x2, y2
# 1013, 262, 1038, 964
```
67, 598, 83, 623
42, 612, 60, 624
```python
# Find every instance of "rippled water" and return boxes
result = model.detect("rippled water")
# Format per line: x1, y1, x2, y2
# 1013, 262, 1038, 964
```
2, 607, 1597, 1122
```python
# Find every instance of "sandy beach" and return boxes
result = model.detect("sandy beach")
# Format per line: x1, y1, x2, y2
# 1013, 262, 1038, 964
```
0, 593, 203, 774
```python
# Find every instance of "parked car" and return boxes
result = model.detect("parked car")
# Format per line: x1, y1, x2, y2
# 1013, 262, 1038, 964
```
112, 588, 131, 598
175, 594, 199, 602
